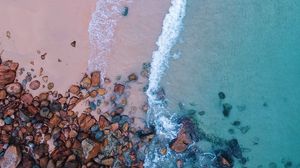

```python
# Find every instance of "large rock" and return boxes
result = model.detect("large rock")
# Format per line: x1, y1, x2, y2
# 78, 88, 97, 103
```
0, 145, 22, 168
91, 71, 101, 87
5, 82, 22, 96
0, 64, 16, 88
81, 139, 102, 161
170, 118, 196, 153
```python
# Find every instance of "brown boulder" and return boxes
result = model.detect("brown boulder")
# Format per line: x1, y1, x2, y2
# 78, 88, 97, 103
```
0, 145, 22, 168
27, 105, 39, 116
49, 115, 61, 128
0, 89, 7, 100
80, 76, 91, 89
91, 71, 101, 87
21, 93, 33, 105
128, 73, 138, 81
114, 84, 125, 94
98, 115, 109, 129
0, 64, 16, 88
29, 80, 41, 90
81, 139, 102, 161
170, 119, 195, 153
101, 157, 114, 166
97, 88, 107, 96
69, 85, 80, 95
5, 82, 22, 96
78, 114, 96, 132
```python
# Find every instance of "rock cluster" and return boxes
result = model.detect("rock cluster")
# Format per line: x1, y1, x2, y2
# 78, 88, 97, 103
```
0, 59, 151, 167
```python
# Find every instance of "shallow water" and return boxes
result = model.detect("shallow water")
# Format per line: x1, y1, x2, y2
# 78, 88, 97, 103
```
161, 0, 300, 167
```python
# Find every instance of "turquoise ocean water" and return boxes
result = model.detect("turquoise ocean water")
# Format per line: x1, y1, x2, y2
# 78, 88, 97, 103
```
159, 0, 300, 167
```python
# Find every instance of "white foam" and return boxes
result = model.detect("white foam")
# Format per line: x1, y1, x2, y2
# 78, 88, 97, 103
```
145, 0, 187, 167
88, 0, 130, 73
146, 0, 187, 137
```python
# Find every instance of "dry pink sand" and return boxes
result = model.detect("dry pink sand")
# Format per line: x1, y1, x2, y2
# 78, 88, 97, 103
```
0, 0, 96, 95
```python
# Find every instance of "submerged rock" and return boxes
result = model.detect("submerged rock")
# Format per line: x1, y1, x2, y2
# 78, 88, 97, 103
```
228, 139, 243, 159
215, 150, 233, 168
222, 103, 232, 117
218, 92, 226, 99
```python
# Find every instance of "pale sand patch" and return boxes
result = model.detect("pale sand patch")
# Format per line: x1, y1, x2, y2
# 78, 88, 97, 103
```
0, 0, 96, 95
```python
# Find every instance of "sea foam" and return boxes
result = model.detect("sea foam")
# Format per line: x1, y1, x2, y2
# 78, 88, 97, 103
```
88, 0, 130, 73
144, 0, 187, 167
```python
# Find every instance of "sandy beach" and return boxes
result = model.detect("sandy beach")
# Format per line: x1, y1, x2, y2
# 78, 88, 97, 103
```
0, 0, 96, 95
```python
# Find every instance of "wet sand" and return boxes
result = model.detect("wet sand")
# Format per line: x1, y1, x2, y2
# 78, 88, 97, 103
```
106, 0, 171, 127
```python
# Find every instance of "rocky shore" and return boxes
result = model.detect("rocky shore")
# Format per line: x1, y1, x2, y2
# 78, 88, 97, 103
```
0, 58, 157, 168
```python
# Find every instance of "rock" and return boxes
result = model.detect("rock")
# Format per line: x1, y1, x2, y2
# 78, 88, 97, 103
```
198, 111, 205, 116
232, 121, 241, 127
0, 145, 21, 168
170, 119, 195, 153
47, 82, 54, 90
98, 115, 109, 129
29, 80, 40, 90
71, 41, 76, 47
0, 64, 16, 88
222, 103, 232, 117
218, 92, 226, 99
122, 122, 129, 132
121, 7, 129, 16
176, 159, 183, 168
4, 117, 13, 124
69, 85, 80, 95
5, 82, 22, 96
91, 71, 101, 87
97, 88, 107, 96
114, 84, 125, 94
0, 119, 4, 126
128, 73, 138, 81
228, 139, 243, 159
216, 150, 233, 168
40, 107, 50, 118
78, 114, 96, 132
0, 89, 7, 100
110, 123, 119, 132
81, 139, 102, 161
269, 162, 277, 168
80, 77, 91, 89
160, 148, 167, 155
95, 131, 104, 141
21, 93, 33, 105
240, 125, 250, 134
89, 90, 98, 98
42, 76, 48, 83
27, 105, 39, 116
101, 157, 114, 166
115, 107, 124, 115
49, 115, 61, 128
49, 101, 62, 112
